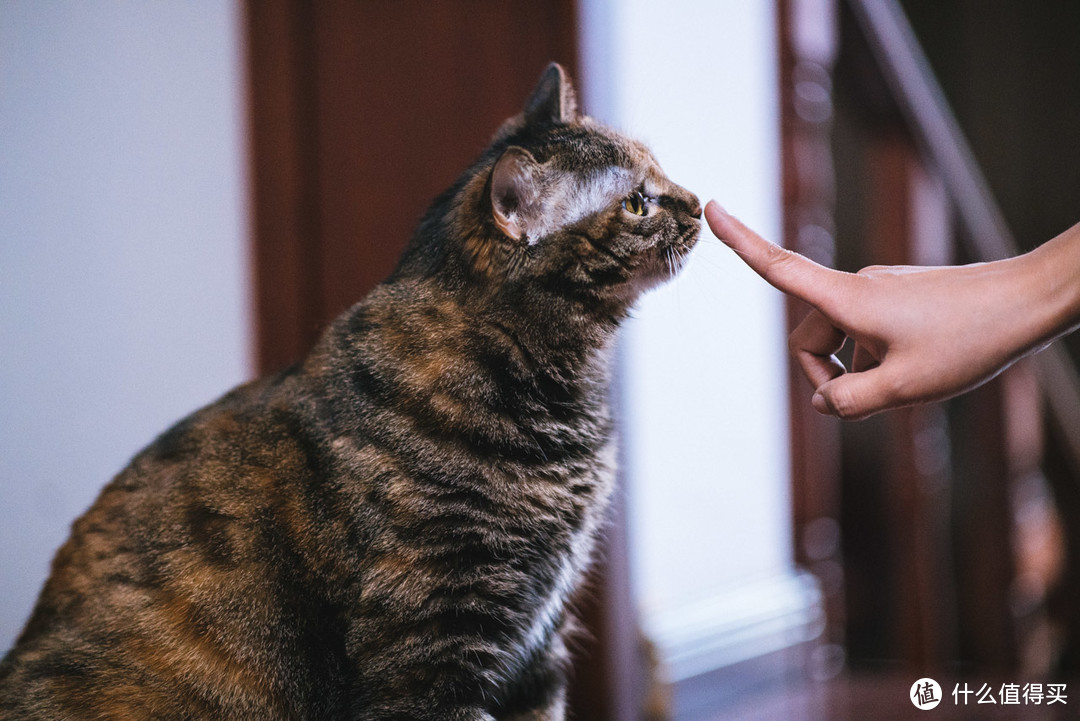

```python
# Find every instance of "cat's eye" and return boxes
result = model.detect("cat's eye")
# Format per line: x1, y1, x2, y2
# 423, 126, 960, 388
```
622, 191, 648, 216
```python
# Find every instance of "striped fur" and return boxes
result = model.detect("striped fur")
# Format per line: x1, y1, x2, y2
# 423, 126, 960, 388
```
0, 64, 701, 720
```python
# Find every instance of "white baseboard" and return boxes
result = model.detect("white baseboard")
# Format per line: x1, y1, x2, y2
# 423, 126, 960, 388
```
643, 569, 825, 684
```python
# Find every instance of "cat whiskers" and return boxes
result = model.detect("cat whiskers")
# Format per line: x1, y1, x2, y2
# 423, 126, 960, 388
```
680, 234, 738, 275
665, 246, 678, 280
663, 243, 692, 280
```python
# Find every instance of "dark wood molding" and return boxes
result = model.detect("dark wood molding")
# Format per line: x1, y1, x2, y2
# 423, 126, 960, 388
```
777, 0, 845, 654
828, 0, 1038, 673
245, 0, 324, 374
781, 0, 1049, 675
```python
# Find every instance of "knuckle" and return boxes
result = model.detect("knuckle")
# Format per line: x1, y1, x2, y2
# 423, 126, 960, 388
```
824, 385, 864, 421
881, 372, 912, 406
763, 242, 796, 271
826, 389, 855, 419
858, 264, 888, 275
787, 331, 803, 355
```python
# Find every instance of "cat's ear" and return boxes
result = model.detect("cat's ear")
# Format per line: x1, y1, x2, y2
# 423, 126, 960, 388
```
524, 62, 578, 126
491, 146, 542, 243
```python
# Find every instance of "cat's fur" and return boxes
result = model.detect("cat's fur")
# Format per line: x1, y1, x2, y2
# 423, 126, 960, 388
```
0, 64, 701, 720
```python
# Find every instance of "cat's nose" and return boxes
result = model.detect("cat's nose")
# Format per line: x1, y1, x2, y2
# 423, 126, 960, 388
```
661, 182, 701, 218
677, 187, 702, 218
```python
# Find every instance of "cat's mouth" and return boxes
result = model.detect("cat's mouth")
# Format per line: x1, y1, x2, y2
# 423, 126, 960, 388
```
661, 224, 702, 278
633, 223, 701, 293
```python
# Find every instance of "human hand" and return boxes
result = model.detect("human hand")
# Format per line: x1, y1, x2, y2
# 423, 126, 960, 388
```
705, 201, 1055, 420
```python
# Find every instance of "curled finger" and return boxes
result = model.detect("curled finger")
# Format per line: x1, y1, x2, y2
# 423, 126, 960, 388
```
789, 309, 848, 389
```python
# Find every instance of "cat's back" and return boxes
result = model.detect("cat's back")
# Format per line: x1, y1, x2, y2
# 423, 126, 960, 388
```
0, 368, 353, 719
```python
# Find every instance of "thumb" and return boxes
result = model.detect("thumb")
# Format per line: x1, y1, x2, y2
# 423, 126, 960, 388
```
812, 368, 898, 421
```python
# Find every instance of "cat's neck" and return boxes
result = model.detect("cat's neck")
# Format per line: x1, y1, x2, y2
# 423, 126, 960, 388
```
300, 276, 616, 448
485, 290, 619, 379
318, 275, 619, 390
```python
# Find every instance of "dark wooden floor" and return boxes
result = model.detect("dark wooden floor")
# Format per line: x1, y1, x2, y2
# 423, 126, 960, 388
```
697, 674, 1075, 721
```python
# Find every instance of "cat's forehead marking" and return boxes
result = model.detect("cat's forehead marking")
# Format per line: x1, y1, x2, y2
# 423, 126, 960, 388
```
525, 165, 633, 243
515, 123, 670, 243
641, 164, 671, 197
587, 164, 637, 198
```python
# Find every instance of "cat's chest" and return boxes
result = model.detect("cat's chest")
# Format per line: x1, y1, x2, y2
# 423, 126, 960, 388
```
496, 452, 613, 662
490, 422, 617, 535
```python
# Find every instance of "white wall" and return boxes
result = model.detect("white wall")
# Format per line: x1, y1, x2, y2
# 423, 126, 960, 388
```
579, 0, 811, 682
0, 1, 250, 652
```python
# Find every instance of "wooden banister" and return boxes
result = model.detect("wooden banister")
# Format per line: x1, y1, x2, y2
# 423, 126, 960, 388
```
847, 0, 1080, 476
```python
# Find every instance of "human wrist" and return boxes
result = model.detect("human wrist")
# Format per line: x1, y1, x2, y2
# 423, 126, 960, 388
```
1019, 223, 1080, 350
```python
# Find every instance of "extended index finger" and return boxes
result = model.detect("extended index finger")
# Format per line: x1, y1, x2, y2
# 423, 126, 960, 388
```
705, 200, 848, 312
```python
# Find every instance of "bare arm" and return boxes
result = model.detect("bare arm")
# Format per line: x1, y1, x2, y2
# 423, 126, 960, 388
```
706, 200, 1080, 420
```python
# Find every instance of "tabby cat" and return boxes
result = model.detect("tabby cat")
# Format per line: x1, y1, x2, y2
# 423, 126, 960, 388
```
0, 63, 701, 720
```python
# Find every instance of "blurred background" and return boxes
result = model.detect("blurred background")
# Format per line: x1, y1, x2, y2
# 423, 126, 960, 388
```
2, 1, 1079, 719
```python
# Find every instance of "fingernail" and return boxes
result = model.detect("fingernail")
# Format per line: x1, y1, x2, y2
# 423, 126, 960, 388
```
811, 391, 829, 415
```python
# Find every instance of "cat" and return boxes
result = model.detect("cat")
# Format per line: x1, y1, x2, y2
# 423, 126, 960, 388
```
0, 63, 701, 720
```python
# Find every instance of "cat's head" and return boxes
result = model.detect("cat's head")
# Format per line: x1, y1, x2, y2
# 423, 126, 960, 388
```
399, 63, 701, 319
